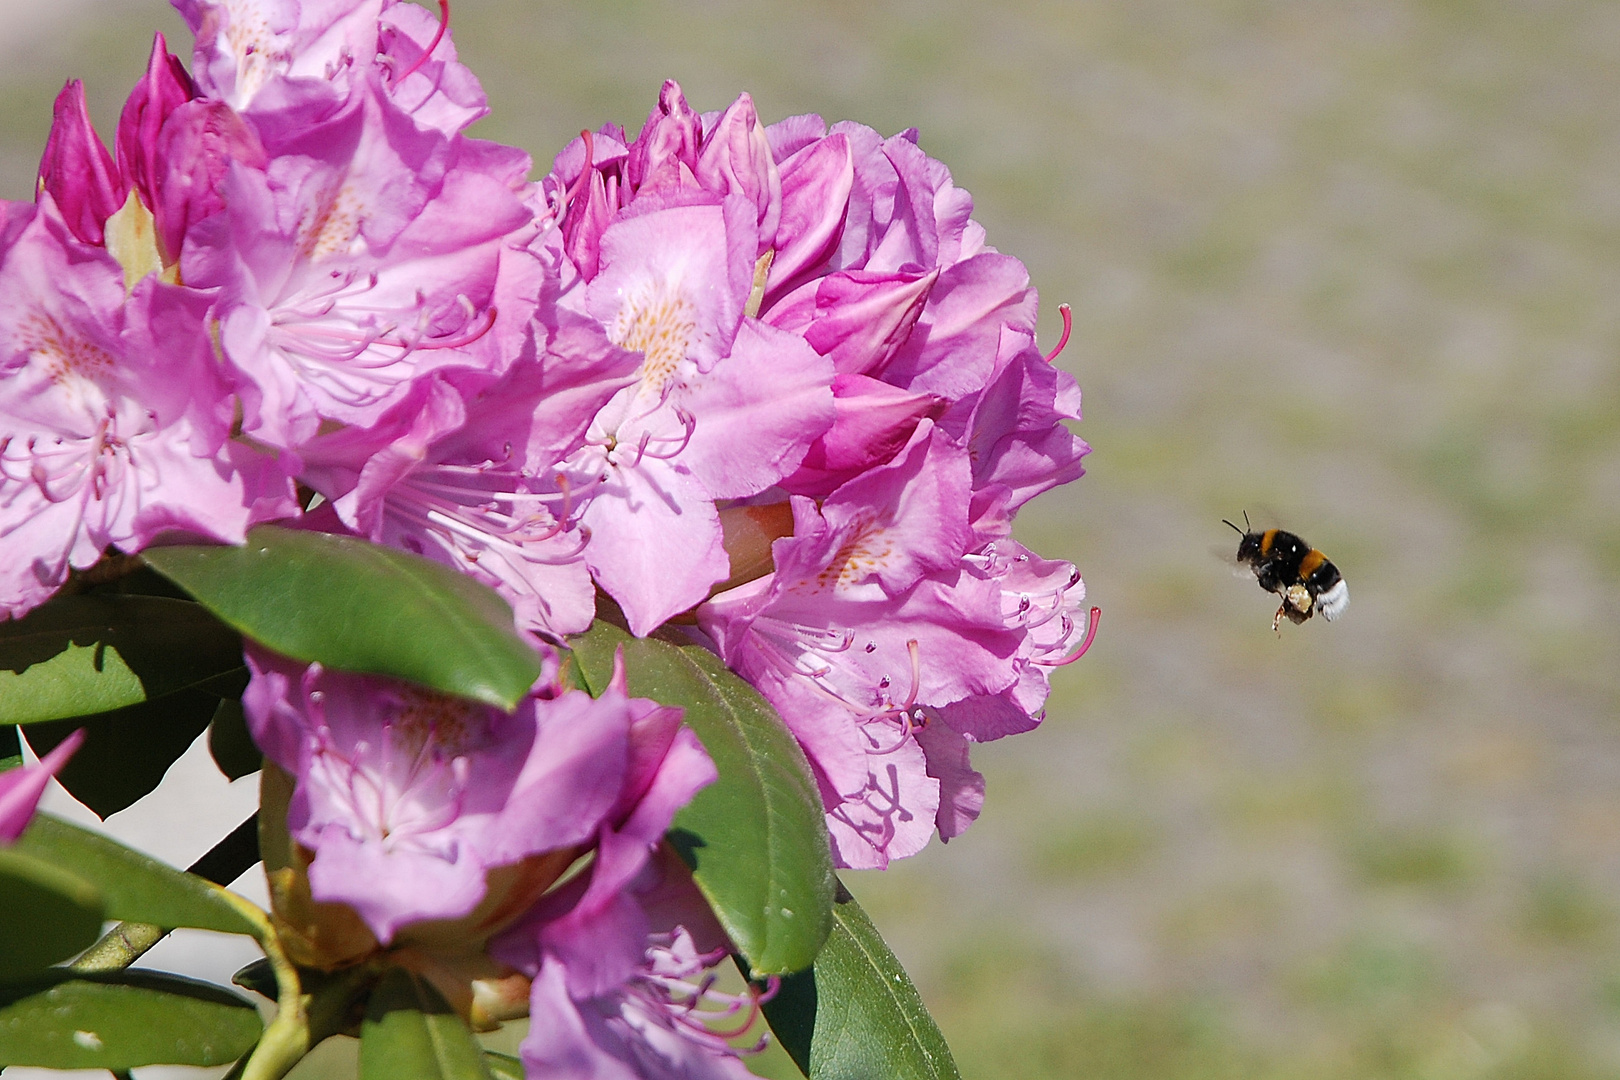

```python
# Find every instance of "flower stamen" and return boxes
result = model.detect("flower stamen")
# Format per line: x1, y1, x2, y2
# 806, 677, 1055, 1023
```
1038, 605, 1100, 667
1042, 302, 1072, 364
392, 0, 451, 85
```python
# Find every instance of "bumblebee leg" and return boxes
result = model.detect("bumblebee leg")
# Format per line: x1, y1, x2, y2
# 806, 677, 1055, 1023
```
1273, 602, 1286, 636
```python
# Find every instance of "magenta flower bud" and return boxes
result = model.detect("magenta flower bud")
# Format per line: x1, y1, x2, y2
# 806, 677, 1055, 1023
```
695, 93, 781, 244
625, 80, 702, 190
0, 729, 84, 845
37, 81, 125, 246
116, 33, 197, 221
147, 98, 265, 265
557, 129, 625, 283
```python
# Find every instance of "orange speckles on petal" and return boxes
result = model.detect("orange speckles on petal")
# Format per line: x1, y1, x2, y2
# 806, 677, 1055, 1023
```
222, 0, 292, 103
608, 280, 697, 392
816, 516, 897, 590
297, 184, 365, 262
16, 312, 115, 387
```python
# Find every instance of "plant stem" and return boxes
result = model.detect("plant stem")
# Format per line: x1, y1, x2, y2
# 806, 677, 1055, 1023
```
69, 812, 262, 974
69, 921, 166, 973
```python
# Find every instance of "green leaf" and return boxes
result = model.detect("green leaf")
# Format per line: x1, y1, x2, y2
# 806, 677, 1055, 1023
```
569, 620, 834, 975
483, 1050, 524, 1080
0, 595, 245, 725
0, 970, 261, 1069
12, 813, 258, 937
209, 698, 263, 781
360, 968, 493, 1080
144, 526, 543, 710
0, 849, 105, 980
24, 687, 223, 816
759, 883, 960, 1080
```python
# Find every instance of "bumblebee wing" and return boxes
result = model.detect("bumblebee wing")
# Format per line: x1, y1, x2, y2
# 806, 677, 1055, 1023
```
1212, 543, 1251, 573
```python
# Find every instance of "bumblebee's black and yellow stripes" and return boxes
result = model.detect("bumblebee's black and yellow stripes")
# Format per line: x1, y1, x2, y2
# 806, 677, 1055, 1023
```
1224, 517, 1348, 632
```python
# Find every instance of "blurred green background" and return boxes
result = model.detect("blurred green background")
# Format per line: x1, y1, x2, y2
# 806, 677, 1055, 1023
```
5, 1, 1619, 1077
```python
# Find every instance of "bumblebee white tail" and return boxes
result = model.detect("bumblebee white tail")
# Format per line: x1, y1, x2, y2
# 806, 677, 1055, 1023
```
1316, 579, 1349, 621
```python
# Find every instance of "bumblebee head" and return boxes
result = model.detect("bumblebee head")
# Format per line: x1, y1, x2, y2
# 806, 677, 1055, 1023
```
1223, 514, 1259, 562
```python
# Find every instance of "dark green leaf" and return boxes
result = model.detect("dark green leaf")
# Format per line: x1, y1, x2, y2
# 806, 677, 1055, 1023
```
209, 698, 263, 781
1, 723, 18, 772
24, 687, 222, 817
144, 526, 542, 710
483, 1050, 524, 1080
0, 596, 244, 725
0, 970, 261, 1069
12, 814, 258, 937
360, 968, 492, 1080
759, 883, 960, 1080
232, 958, 277, 1001
570, 620, 834, 975
0, 849, 104, 980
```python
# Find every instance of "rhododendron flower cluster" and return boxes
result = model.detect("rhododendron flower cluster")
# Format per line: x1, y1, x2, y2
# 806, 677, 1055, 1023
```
0, 2, 1092, 1077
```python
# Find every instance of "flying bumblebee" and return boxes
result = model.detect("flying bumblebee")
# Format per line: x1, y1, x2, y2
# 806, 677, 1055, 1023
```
1224, 514, 1347, 633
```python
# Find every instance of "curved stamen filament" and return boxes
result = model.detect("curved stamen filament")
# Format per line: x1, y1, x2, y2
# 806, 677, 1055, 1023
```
863, 707, 926, 755
1038, 605, 1100, 667
564, 129, 596, 217
625, 407, 696, 466
859, 639, 923, 752
410, 305, 498, 353
392, 0, 451, 85
405, 479, 567, 508
1042, 302, 1072, 364
633, 953, 776, 1046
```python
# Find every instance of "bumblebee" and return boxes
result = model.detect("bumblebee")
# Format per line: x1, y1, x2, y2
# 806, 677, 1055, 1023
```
1224, 514, 1348, 633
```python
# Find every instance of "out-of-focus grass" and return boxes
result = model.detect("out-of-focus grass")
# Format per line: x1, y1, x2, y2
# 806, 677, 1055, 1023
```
6, 1, 1620, 1078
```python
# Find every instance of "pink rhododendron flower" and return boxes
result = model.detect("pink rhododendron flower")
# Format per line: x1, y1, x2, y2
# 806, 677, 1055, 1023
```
174, 0, 484, 138
699, 423, 1021, 866
0, 728, 84, 845
538, 86, 838, 635
243, 645, 714, 946
1, 2, 1104, 1074
184, 74, 534, 449
540, 81, 1092, 866
0, 199, 294, 620
294, 228, 646, 638
494, 832, 759, 1079
698, 427, 1090, 867
516, 925, 758, 1080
